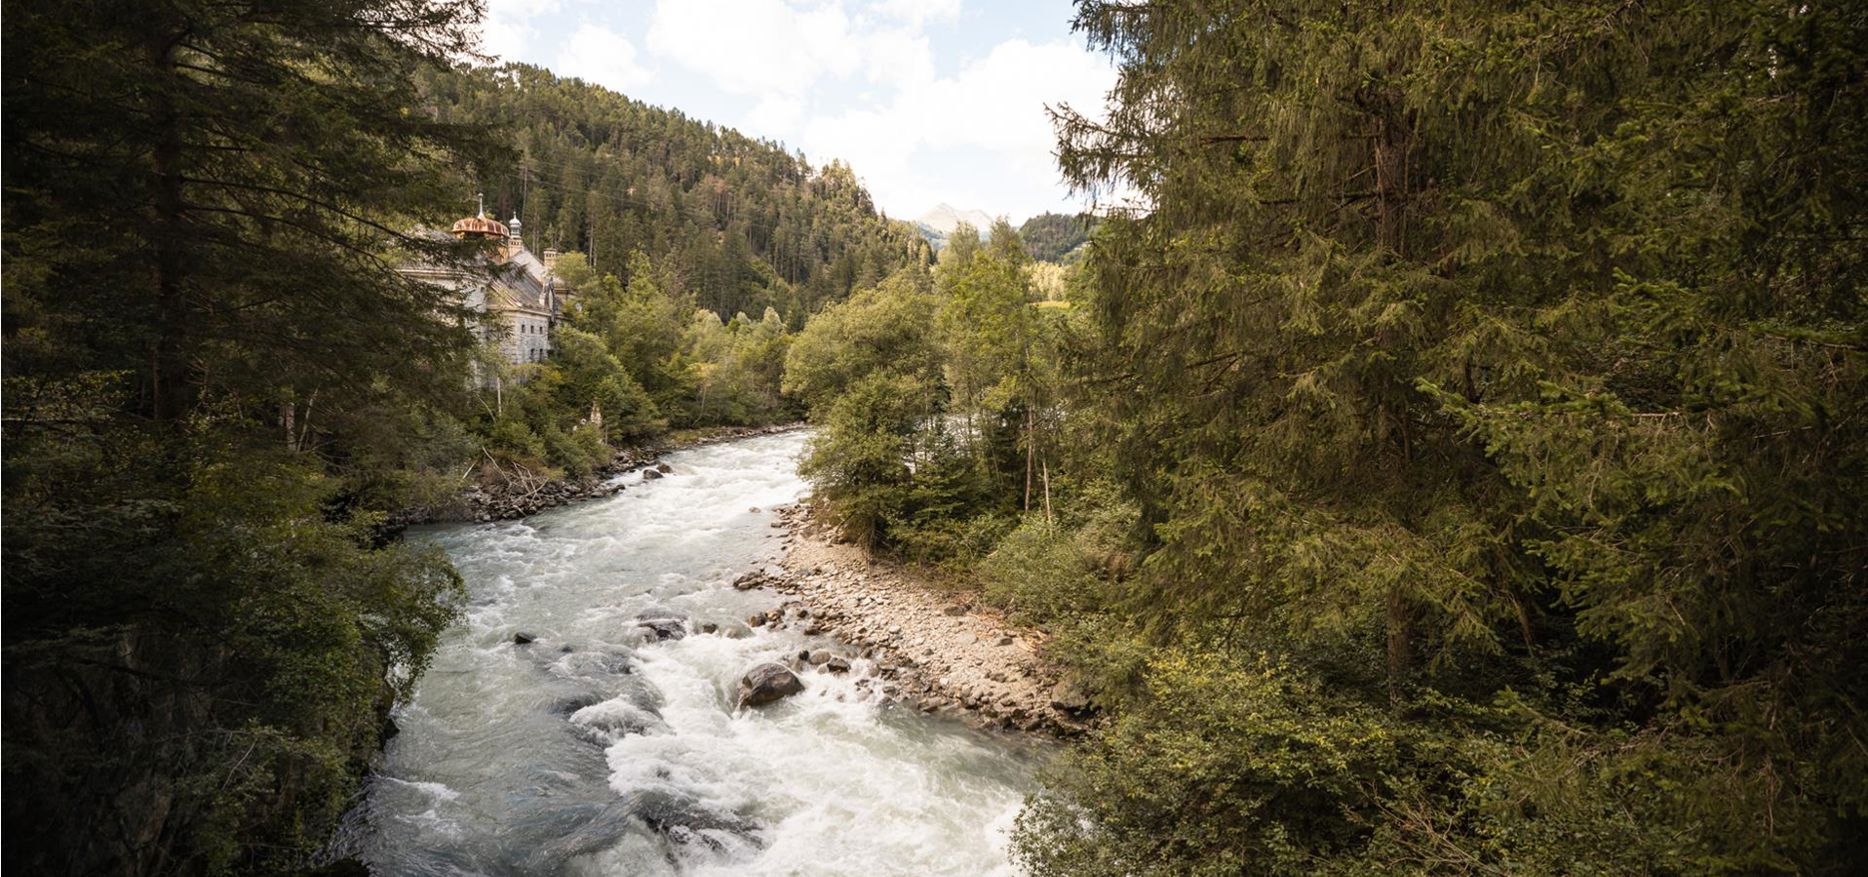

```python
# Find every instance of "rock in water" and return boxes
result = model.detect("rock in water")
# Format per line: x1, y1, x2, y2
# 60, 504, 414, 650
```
654, 462, 673, 474
642, 468, 663, 481
825, 656, 851, 673
513, 632, 536, 645
637, 617, 686, 641
732, 570, 775, 591
739, 663, 804, 707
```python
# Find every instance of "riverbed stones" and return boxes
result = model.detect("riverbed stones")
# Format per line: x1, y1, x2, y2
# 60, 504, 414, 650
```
807, 649, 831, 665
738, 663, 804, 707
654, 462, 673, 474
747, 613, 766, 627
732, 570, 777, 591
641, 468, 663, 480
773, 504, 1097, 736
512, 632, 536, 645
825, 656, 851, 673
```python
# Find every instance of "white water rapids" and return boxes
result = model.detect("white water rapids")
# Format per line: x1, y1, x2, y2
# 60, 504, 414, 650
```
355, 431, 1041, 876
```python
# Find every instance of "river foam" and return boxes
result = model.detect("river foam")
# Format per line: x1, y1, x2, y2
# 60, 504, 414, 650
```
359, 431, 1039, 876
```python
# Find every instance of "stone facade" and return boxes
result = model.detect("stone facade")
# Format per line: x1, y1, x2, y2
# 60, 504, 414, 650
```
404, 205, 568, 375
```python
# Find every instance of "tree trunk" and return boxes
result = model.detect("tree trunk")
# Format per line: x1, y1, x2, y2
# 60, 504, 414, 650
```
1385, 585, 1413, 704
1023, 405, 1035, 512
146, 29, 191, 424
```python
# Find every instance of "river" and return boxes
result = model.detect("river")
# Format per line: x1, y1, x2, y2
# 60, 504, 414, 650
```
353, 430, 1040, 876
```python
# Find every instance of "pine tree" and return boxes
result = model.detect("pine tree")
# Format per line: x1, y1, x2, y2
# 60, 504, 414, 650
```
3, 0, 497, 869
1028, 0, 1868, 872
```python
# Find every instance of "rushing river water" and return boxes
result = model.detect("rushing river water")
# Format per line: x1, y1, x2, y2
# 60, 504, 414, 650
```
355, 431, 1040, 876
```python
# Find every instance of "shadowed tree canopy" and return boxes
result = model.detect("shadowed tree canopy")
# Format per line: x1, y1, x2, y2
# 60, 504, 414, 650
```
3, 0, 503, 872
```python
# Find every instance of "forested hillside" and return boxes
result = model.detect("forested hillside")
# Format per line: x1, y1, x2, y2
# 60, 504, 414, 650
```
1016, 212, 1095, 263
784, 2, 1868, 874
419, 64, 931, 323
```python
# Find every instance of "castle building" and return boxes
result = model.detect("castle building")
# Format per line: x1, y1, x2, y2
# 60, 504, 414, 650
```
404, 198, 568, 373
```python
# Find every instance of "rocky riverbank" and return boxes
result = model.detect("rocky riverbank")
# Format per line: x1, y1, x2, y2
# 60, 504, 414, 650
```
414, 423, 804, 525
748, 503, 1095, 736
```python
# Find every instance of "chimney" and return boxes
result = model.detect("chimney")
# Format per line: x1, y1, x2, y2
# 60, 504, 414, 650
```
542, 248, 560, 272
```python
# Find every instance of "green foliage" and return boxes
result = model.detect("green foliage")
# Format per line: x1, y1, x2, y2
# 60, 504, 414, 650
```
420, 63, 931, 319
1001, 0, 1868, 873
1015, 651, 1407, 877
2, 0, 488, 868
798, 371, 937, 549
1018, 212, 1097, 264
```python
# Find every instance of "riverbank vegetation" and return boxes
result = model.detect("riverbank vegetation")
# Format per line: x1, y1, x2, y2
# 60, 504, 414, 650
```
2, 0, 914, 871
784, 2, 1867, 874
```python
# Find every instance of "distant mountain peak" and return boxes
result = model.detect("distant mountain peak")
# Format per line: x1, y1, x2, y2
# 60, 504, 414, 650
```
916, 203, 996, 234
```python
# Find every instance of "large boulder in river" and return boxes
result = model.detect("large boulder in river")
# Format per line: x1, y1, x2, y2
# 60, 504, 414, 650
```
641, 468, 663, 480
636, 608, 688, 642
637, 617, 687, 641
738, 663, 804, 707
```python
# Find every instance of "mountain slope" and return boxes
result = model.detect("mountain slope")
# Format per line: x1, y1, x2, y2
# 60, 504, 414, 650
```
418, 63, 932, 321
916, 203, 996, 234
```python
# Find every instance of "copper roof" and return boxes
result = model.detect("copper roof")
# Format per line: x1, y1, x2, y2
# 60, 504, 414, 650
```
451, 216, 508, 238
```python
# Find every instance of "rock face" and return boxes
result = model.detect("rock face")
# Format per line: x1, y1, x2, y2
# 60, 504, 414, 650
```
738, 663, 804, 707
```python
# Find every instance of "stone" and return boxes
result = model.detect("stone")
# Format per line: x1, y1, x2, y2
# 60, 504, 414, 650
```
807, 649, 831, 665
637, 616, 687, 641
997, 635, 1015, 647
512, 632, 536, 645
1050, 678, 1094, 713
641, 468, 663, 480
739, 662, 804, 707
700, 622, 718, 634
942, 605, 969, 616
825, 657, 851, 673
748, 614, 766, 627
654, 462, 673, 474
732, 570, 774, 591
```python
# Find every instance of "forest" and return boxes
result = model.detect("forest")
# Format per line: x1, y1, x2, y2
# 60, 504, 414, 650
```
4, 0, 1864, 874
0, 0, 916, 870
788, 1, 1867, 875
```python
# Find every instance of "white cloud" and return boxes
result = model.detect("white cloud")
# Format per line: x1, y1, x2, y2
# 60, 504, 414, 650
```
556, 24, 651, 91
647, 0, 864, 97
478, 0, 562, 63
478, 0, 1113, 218
872, 0, 962, 27
800, 38, 1116, 218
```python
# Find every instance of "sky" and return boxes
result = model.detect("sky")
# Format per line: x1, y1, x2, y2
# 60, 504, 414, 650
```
477, 0, 1117, 224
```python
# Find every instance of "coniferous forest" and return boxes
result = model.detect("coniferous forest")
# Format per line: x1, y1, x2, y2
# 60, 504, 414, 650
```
4, 0, 1865, 874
